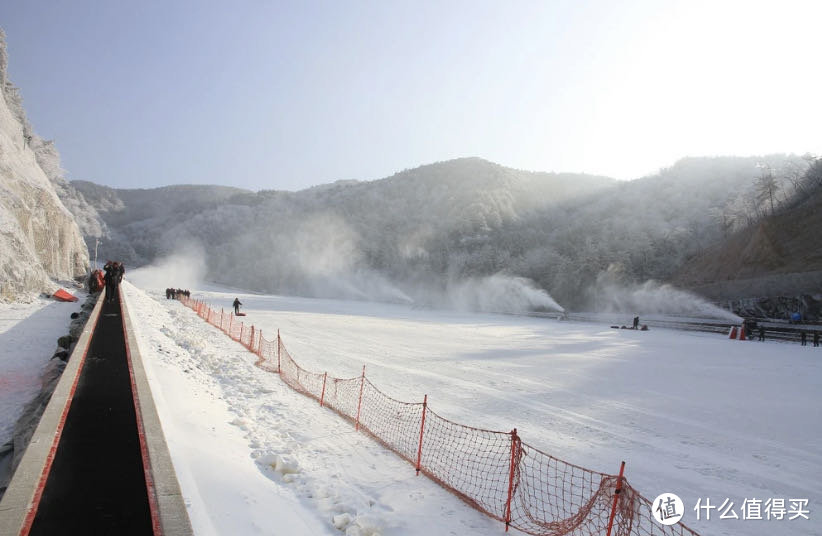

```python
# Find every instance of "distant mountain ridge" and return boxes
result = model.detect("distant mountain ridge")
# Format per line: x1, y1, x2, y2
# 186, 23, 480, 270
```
73, 157, 615, 271
71, 153, 816, 309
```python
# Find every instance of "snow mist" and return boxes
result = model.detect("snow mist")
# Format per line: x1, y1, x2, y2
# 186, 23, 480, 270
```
593, 269, 741, 321
127, 247, 207, 291
291, 213, 413, 304
444, 274, 565, 314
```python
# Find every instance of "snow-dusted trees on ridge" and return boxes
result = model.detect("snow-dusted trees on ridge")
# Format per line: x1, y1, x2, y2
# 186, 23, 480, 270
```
78, 154, 816, 310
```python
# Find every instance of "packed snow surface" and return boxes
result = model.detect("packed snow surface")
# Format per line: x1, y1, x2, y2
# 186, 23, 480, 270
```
120, 281, 819, 536
0, 296, 84, 447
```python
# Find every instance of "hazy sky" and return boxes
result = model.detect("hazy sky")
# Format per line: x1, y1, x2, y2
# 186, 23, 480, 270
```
2, 1, 820, 191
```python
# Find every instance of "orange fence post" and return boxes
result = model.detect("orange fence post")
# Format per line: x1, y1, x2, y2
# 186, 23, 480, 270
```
220, 309, 224, 330
320, 372, 328, 407
250, 325, 255, 350
504, 428, 520, 532
240, 323, 244, 343
355, 365, 366, 432
257, 330, 262, 356
606, 461, 626, 536
229, 313, 233, 334
277, 329, 281, 373
415, 394, 428, 475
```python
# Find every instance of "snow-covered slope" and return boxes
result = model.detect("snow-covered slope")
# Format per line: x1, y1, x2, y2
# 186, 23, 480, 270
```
123, 281, 820, 536
0, 31, 89, 299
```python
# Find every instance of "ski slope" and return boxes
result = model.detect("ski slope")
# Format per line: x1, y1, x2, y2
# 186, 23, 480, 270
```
122, 281, 821, 536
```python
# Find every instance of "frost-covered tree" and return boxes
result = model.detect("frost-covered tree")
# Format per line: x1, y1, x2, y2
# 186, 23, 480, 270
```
755, 167, 779, 215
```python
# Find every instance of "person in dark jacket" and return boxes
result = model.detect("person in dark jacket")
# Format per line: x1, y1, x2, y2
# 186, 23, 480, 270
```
233, 297, 242, 315
103, 261, 117, 303
801, 331, 807, 346
758, 326, 765, 341
814, 332, 820, 347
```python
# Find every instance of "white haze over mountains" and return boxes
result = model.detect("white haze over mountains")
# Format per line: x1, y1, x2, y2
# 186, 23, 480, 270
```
71, 155, 812, 317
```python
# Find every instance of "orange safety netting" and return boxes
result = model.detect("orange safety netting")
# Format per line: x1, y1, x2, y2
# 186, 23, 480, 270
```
176, 296, 700, 536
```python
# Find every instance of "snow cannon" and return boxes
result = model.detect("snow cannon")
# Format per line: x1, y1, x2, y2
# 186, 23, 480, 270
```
728, 325, 746, 340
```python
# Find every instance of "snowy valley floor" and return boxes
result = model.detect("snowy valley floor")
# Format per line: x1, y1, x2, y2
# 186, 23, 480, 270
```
121, 282, 821, 536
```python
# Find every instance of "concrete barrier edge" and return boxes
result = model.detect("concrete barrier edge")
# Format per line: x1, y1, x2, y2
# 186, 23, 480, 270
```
120, 288, 194, 536
0, 290, 105, 535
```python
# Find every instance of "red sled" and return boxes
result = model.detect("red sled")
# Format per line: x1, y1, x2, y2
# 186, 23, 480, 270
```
235, 312, 247, 316
53, 288, 79, 302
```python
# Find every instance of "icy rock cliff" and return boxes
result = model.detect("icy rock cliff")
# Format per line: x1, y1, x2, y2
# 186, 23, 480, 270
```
0, 31, 89, 300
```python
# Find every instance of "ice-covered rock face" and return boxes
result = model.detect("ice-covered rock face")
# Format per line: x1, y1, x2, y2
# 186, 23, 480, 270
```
0, 31, 89, 300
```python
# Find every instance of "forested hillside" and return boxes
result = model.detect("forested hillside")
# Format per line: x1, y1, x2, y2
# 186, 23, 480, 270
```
76, 154, 814, 311
673, 158, 822, 299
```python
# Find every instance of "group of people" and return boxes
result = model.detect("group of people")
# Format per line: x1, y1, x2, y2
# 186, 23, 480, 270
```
103, 261, 125, 303
166, 288, 191, 299
747, 320, 820, 346
800, 330, 820, 347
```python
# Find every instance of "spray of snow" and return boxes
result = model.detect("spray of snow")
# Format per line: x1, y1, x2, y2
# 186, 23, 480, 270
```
594, 268, 741, 321
287, 213, 413, 304
443, 274, 564, 314
127, 246, 207, 291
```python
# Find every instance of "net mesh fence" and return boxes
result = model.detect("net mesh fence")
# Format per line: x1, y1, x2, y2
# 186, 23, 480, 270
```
177, 295, 701, 536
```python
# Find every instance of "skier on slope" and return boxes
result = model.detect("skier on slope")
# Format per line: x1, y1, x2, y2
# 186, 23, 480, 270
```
233, 297, 242, 315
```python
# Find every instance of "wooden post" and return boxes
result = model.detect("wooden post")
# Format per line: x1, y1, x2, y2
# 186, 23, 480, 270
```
606, 461, 626, 536
355, 365, 366, 432
415, 395, 428, 475
257, 330, 263, 356
250, 325, 255, 350
277, 329, 281, 373
504, 428, 519, 532
229, 313, 233, 334
220, 308, 224, 330
239, 323, 244, 343
320, 372, 328, 407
